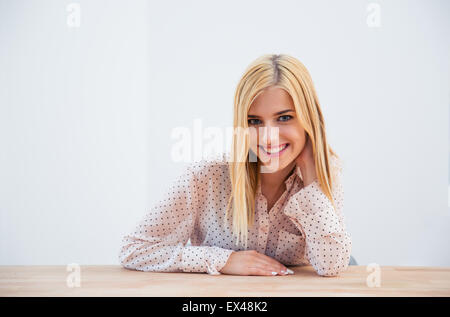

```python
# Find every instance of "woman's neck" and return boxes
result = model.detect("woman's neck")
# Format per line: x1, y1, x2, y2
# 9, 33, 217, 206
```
259, 160, 296, 194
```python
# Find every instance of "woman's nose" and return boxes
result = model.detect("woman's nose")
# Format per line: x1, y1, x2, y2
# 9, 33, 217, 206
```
260, 126, 280, 147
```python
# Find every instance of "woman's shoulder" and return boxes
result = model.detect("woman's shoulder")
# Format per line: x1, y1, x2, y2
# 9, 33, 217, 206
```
186, 152, 230, 180
329, 152, 344, 178
330, 153, 343, 168
328, 153, 345, 194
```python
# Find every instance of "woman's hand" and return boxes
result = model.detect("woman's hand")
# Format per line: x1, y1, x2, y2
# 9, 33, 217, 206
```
295, 133, 314, 168
219, 250, 293, 276
295, 133, 317, 186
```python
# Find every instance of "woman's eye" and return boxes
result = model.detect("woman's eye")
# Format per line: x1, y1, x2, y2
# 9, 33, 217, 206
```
278, 115, 293, 122
248, 116, 292, 125
248, 119, 261, 125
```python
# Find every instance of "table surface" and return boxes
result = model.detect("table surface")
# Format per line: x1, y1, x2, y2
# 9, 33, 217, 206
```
1, 265, 449, 297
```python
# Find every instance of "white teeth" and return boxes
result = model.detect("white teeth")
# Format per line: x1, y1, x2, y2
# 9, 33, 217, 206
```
262, 144, 287, 154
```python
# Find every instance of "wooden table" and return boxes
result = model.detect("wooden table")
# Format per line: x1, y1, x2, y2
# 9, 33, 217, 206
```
0, 265, 449, 297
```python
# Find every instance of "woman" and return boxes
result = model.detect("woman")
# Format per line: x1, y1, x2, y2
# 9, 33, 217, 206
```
118, 54, 351, 277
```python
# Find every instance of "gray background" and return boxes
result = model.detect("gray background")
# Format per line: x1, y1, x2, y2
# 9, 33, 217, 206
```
0, 0, 449, 266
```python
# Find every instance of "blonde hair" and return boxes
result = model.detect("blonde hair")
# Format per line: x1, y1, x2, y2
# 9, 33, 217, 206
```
224, 53, 341, 249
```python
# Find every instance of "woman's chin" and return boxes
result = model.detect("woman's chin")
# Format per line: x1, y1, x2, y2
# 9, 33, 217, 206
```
258, 157, 289, 172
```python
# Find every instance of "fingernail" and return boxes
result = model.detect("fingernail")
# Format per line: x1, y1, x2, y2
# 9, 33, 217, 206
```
287, 269, 294, 274
281, 270, 288, 275
271, 272, 278, 275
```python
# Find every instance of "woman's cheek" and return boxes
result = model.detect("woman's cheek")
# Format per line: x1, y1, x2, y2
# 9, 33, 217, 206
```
248, 128, 260, 153
285, 129, 306, 157
294, 135, 307, 157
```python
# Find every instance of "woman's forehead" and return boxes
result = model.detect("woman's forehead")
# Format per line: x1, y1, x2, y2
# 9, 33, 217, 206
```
249, 87, 294, 114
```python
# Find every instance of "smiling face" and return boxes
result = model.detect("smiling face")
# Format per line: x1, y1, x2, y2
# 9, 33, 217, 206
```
248, 86, 306, 172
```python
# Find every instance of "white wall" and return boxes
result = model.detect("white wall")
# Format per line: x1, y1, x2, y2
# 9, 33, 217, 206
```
0, 0, 449, 267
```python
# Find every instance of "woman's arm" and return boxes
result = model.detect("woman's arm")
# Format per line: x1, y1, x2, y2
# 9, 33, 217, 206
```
118, 163, 234, 275
283, 156, 352, 276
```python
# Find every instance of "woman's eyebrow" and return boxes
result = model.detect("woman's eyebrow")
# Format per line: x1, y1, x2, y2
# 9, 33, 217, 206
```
248, 109, 294, 118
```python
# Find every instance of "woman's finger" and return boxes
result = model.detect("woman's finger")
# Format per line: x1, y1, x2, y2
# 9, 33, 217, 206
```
255, 253, 288, 274
248, 266, 279, 276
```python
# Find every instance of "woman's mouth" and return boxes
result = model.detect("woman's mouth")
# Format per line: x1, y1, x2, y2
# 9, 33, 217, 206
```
259, 143, 289, 157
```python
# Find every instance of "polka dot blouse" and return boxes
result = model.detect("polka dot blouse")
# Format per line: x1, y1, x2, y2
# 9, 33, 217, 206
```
118, 153, 352, 277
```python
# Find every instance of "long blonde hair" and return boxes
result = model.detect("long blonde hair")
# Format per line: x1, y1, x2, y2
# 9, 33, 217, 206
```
224, 53, 341, 249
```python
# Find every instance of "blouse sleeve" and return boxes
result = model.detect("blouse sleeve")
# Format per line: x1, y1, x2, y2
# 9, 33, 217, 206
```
118, 163, 235, 275
282, 158, 352, 276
